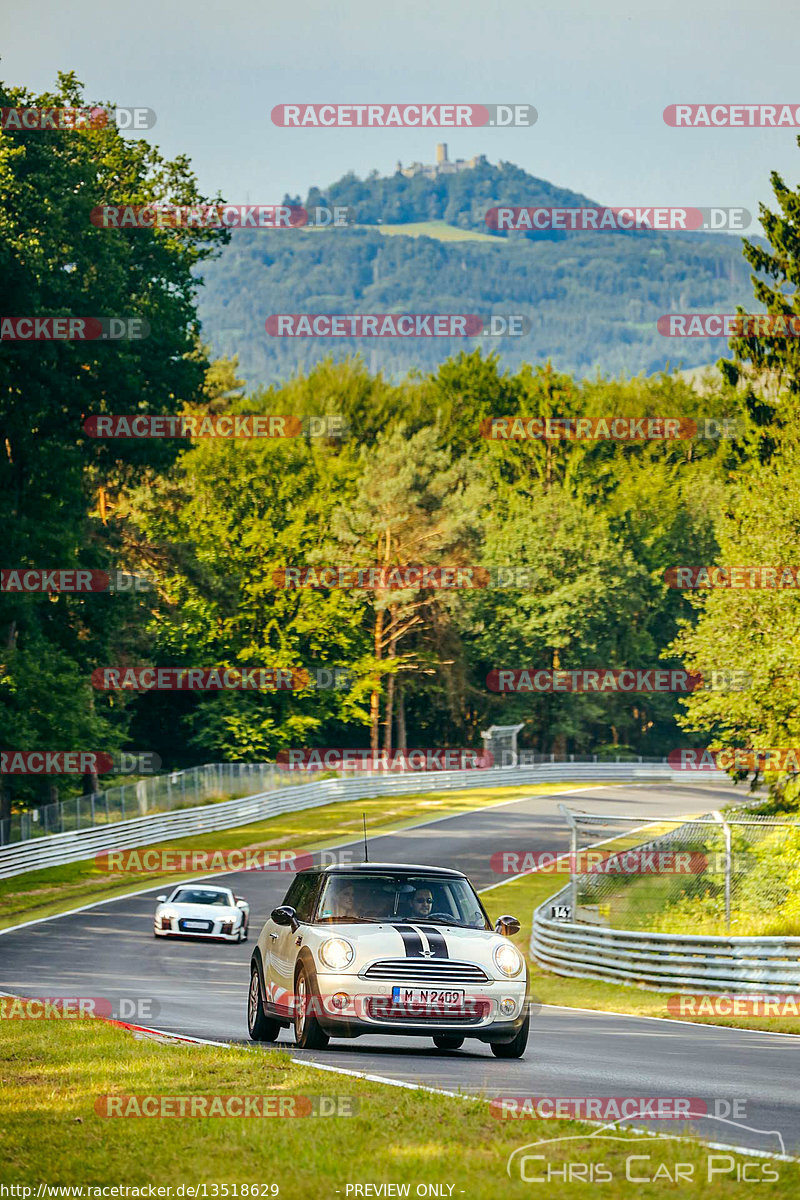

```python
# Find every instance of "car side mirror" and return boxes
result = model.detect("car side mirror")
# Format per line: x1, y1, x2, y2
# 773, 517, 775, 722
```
271, 905, 299, 931
156, 895, 167, 903
235, 897, 247, 907
495, 914, 521, 937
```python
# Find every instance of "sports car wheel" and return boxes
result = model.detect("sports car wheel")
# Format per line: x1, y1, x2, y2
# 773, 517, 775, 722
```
491, 1010, 529, 1059
247, 967, 280, 1042
294, 964, 329, 1050
432, 1035, 464, 1051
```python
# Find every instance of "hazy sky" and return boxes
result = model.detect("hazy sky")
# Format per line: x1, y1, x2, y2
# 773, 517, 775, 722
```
3, 0, 799, 230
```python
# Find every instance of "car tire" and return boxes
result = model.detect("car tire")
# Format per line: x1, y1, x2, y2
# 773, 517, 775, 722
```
248, 967, 281, 1042
491, 1010, 529, 1059
432, 1035, 464, 1051
293, 963, 329, 1050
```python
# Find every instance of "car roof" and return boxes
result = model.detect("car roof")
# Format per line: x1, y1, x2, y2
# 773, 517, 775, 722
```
298, 862, 468, 879
172, 884, 231, 893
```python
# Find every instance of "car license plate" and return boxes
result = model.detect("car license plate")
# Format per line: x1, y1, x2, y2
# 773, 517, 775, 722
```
184, 921, 207, 929
391, 987, 465, 1007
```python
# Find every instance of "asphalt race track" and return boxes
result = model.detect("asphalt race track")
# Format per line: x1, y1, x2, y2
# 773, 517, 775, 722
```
1, 781, 796, 1157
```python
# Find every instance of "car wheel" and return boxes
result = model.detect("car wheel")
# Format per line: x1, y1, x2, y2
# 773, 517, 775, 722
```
491, 1010, 529, 1059
432, 1035, 464, 1051
247, 967, 280, 1042
294, 964, 329, 1050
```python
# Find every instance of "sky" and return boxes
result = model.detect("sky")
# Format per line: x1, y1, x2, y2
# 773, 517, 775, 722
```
3, 0, 799, 233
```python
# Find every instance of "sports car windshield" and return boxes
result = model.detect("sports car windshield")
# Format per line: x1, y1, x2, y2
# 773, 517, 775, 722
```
315, 874, 489, 928
171, 888, 232, 906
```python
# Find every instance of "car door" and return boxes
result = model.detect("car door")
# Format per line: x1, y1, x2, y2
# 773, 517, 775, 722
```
267, 873, 321, 1015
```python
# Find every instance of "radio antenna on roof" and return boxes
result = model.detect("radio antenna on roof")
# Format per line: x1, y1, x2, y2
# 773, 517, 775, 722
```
362, 812, 369, 863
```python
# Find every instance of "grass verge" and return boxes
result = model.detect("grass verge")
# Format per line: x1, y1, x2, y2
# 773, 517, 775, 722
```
0, 1018, 795, 1195
0, 782, 604, 931
480, 864, 800, 1036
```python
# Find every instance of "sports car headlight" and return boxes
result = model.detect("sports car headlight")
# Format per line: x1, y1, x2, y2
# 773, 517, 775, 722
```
318, 938, 355, 971
493, 943, 523, 977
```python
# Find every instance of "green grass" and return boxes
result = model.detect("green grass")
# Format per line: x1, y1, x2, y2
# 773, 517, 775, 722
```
0, 1018, 795, 1194
0, 782, 604, 931
368, 220, 500, 243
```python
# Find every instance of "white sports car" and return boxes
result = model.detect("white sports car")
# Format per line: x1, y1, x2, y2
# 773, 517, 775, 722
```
248, 863, 529, 1057
154, 884, 249, 942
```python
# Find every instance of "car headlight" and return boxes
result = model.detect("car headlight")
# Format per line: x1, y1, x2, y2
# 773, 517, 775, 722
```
493, 942, 523, 977
159, 909, 177, 920
318, 938, 355, 971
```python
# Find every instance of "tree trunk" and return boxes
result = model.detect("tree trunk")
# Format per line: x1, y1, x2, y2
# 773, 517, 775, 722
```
0, 777, 11, 844
370, 607, 385, 753
82, 770, 100, 796
383, 615, 399, 753
396, 681, 407, 750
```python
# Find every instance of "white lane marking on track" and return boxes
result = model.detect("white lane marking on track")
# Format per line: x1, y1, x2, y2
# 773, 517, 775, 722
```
537, 1002, 800, 1039
293, 1057, 796, 1162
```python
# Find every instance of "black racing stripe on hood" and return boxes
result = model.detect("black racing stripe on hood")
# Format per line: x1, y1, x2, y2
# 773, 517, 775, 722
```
422, 927, 449, 958
394, 925, 426, 956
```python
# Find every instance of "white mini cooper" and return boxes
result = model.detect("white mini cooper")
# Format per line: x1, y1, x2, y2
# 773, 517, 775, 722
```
154, 884, 249, 941
248, 863, 529, 1057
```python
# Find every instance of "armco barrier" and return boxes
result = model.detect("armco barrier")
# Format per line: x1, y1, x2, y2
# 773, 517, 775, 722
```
532, 883, 800, 994
0, 762, 720, 880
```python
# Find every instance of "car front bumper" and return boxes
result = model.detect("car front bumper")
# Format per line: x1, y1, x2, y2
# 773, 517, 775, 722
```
310, 973, 529, 1043
154, 918, 244, 941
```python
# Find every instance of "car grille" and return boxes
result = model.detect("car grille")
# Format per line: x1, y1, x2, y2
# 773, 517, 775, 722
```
178, 919, 214, 933
362, 959, 490, 984
364, 997, 491, 1024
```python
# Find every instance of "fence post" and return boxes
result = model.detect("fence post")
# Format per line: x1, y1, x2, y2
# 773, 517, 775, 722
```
711, 810, 732, 933
558, 803, 579, 920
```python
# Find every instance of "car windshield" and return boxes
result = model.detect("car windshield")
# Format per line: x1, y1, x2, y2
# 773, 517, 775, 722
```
315, 874, 489, 928
171, 889, 232, 906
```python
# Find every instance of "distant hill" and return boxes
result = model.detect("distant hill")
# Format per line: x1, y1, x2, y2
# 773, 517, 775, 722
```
196, 159, 756, 385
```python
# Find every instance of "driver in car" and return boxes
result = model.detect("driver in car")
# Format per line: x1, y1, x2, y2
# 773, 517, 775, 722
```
408, 887, 434, 920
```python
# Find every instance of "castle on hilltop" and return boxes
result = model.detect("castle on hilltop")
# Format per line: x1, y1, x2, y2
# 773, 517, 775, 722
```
396, 143, 488, 179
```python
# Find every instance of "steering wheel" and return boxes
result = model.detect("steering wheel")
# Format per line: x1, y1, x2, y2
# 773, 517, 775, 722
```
428, 912, 454, 923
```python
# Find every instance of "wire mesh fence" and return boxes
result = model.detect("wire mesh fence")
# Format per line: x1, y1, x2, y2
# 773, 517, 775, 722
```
0, 763, 313, 846
557, 804, 800, 937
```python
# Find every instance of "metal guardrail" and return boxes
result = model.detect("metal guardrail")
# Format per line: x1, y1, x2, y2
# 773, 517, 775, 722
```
0, 761, 719, 880
532, 883, 800, 993
0, 762, 293, 845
